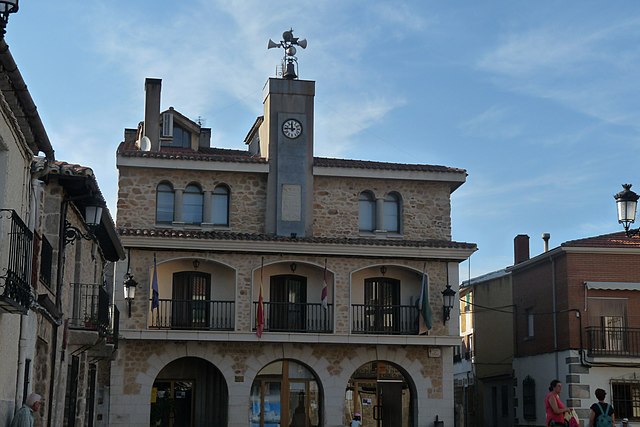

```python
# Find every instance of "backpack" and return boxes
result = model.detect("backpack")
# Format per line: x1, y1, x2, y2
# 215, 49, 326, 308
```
595, 403, 612, 427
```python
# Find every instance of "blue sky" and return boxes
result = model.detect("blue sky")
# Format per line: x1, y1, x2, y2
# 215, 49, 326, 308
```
7, 1, 640, 279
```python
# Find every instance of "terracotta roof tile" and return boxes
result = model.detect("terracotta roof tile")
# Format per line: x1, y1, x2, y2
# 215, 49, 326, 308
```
117, 141, 465, 173
118, 227, 477, 250
561, 231, 640, 249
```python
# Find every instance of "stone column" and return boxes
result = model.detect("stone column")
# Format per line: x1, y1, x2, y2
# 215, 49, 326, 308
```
203, 190, 212, 224
174, 189, 184, 223
375, 197, 385, 231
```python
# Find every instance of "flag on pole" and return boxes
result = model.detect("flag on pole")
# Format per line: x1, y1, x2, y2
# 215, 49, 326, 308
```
151, 254, 159, 311
418, 265, 432, 334
256, 257, 265, 338
321, 258, 328, 310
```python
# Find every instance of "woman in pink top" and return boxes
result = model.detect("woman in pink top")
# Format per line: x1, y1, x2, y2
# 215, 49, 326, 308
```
546, 379, 572, 426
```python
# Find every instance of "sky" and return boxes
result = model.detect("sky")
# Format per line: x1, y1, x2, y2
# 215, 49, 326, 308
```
7, 1, 640, 280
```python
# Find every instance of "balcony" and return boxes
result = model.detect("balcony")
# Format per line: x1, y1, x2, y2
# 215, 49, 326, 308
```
149, 299, 235, 330
68, 283, 110, 336
586, 326, 640, 358
0, 209, 33, 314
351, 304, 419, 335
253, 301, 333, 333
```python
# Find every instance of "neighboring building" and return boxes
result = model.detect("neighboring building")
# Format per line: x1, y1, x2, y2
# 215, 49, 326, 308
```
0, 36, 124, 427
454, 268, 513, 427
511, 232, 640, 425
109, 58, 476, 425
461, 232, 640, 426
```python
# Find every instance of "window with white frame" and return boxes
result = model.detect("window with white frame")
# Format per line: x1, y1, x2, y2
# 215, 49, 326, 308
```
526, 308, 534, 338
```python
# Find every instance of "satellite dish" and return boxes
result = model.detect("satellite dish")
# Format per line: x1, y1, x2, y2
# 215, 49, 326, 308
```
297, 39, 307, 49
267, 39, 279, 49
140, 136, 151, 151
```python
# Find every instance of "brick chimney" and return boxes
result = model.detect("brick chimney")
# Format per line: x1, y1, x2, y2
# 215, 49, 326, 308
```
514, 234, 530, 264
144, 78, 162, 151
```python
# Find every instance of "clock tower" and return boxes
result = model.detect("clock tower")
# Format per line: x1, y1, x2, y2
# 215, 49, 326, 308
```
262, 30, 314, 237
262, 77, 315, 237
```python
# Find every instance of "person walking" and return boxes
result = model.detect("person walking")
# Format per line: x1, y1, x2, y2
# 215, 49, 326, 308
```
10, 393, 42, 427
546, 379, 572, 426
589, 388, 614, 427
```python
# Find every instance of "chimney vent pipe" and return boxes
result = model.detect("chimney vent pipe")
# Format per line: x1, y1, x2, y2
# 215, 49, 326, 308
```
542, 232, 551, 252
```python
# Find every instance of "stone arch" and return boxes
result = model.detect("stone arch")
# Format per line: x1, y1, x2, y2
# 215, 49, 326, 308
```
150, 356, 228, 426
344, 358, 418, 427
249, 358, 324, 427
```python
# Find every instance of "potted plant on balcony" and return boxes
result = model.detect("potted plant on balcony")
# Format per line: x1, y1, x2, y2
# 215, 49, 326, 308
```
84, 315, 98, 329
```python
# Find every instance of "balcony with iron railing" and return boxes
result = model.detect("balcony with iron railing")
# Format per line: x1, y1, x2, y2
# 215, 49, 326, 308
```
586, 326, 640, 358
351, 304, 420, 335
251, 301, 334, 333
69, 283, 111, 337
149, 299, 235, 330
0, 209, 33, 314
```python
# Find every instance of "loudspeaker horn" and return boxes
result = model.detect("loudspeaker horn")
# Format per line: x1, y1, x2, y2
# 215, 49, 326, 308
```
297, 38, 307, 49
267, 39, 279, 49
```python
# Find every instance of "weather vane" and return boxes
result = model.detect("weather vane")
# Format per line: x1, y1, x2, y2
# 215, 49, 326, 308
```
268, 28, 307, 80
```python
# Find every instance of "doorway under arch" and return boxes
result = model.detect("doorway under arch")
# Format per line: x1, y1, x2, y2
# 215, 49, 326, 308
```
150, 356, 228, 426
250, 359, 321, 427
345, 361, 414, 427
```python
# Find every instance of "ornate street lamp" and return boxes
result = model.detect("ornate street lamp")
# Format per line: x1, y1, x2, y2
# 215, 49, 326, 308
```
614, 184, 640, 237
63, 204, 103, 247
442, 284, 456, 324
123, 271, 138, 318
0, 0, 18, 36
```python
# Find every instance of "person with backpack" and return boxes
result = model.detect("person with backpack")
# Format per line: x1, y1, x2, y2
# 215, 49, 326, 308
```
589, 388, 615, 427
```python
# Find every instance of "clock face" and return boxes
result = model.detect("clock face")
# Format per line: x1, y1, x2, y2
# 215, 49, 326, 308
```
282, 119, 302, 139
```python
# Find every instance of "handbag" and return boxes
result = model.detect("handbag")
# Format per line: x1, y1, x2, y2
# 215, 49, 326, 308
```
564, 409, 579, 427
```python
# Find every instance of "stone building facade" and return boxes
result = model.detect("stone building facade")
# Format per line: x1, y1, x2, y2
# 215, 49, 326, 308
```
0, 37, 124, 427
110, 75, 475, 427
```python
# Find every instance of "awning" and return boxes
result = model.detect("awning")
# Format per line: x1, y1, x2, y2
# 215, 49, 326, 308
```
584, 281, 640, 291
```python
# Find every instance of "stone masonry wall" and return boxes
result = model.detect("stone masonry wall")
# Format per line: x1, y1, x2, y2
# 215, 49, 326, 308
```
111, 340, 445, 426
117, 165, 453, 241
313, 175, 452, 241
117, 166, 267, 233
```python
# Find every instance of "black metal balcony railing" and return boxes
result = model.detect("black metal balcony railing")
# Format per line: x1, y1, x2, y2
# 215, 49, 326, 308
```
150, 299, 235, 330
252, 301, 334, 333
586, 326, 640, 357
0, 209, 33, 314
351, 304, 419, 335
69, 283, 110, 336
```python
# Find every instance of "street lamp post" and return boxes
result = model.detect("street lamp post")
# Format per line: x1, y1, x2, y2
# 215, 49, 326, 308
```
614, 184, 640, 237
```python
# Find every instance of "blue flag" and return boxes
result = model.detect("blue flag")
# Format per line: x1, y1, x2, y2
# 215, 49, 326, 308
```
151, 255, 159, 311
418, 271, 432, 333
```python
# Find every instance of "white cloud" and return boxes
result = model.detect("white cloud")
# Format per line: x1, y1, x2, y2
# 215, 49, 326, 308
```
460, 106, 522, 140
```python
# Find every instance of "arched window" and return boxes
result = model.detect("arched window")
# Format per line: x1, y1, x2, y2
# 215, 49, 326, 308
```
383, 192, 401, 233
212, 185, 229, 226
156, 182, 174, 224
359, 191, 376, 232
183, 184, 203, 224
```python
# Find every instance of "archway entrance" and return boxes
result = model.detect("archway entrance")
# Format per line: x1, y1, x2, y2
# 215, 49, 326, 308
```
250, 360, 321, 427
150, 356, 228, 426
345, 361, 413, 427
